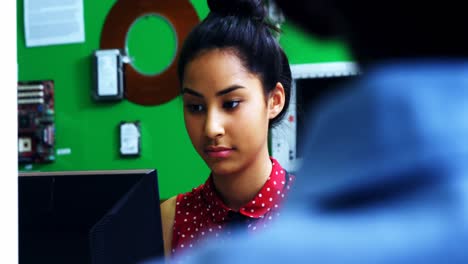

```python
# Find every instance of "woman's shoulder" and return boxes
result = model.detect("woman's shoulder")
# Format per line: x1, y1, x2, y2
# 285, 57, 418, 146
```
160, 196, 178, 232
159, 182, 207, 255
160, 195, 177, 257
160, 195, 177, 214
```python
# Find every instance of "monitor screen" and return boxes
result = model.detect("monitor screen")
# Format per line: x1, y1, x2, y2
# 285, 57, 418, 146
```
270, 62, 359, 173
295, 76, 353, 159
18, 169, 164, 264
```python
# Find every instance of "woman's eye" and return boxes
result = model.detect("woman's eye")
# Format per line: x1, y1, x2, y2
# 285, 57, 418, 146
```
223, 101, 240, 109
186, 104, 205, 113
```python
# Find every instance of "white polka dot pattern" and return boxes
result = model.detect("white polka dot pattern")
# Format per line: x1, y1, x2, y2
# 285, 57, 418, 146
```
170, 157, 294, 258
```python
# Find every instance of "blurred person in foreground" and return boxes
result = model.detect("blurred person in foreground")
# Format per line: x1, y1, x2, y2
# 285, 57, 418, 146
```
149, 0, 468, 263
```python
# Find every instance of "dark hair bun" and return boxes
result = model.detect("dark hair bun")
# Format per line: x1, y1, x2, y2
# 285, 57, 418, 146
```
208, 0, 265, 20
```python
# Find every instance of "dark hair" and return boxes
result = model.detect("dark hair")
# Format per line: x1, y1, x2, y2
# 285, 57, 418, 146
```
178, 0, 291, 128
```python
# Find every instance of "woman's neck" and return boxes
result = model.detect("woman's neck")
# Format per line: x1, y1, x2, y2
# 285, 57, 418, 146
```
212, 148, 272, 211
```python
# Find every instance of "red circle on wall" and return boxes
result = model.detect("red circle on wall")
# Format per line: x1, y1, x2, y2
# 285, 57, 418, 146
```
100, 0, 199, 106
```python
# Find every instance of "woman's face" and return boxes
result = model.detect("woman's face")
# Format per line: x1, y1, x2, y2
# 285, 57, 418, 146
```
182, 49, 274, 176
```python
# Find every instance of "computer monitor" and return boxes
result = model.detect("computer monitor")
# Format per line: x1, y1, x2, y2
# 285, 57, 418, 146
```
90, 169, 165, 264
18, 169, 164, 264
271, 62, 359, 172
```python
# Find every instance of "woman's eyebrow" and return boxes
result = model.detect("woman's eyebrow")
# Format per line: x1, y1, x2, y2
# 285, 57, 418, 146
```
216, 85, 244, 96
182, 85, 245, 98
182, 88, 203, 98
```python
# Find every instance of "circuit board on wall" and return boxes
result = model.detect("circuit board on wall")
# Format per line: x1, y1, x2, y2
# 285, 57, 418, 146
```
18, 80, 55, 164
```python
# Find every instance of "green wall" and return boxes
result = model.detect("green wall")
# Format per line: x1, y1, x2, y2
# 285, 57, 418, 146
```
280, 22, 352, 64
17, 0, 351, 199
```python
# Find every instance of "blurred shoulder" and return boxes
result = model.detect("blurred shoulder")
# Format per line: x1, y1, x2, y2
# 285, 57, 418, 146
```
160, 195, 177, 256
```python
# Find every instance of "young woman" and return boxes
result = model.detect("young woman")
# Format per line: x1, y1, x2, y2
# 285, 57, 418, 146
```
160, 0, 293, 257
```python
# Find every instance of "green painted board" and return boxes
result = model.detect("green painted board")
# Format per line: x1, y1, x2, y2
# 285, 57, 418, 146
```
17, 0, 351, 199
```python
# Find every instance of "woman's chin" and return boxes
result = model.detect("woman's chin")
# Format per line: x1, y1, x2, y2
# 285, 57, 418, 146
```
207, 162, 238, 177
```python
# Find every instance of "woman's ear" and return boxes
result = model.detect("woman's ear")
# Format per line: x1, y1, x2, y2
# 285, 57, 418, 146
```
268, 82, 286, 119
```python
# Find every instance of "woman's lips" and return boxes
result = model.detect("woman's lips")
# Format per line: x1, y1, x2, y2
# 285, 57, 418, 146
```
205, 146, 234, 158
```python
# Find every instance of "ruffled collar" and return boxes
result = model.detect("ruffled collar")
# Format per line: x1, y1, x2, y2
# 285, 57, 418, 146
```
201, 157, 289, 223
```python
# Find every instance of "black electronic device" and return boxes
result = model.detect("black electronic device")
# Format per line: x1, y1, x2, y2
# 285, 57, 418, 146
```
270, 62, 360, 172
90, 169, 165, 264
295, 76, 354, 159
18, 169, 164, 264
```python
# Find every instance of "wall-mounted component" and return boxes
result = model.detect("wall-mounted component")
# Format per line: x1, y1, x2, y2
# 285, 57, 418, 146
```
119, 121, 141, 157
100, 0, 199, 106
18, 80, 55, 164
92, 49, 125, 101
271, 62, 360, 173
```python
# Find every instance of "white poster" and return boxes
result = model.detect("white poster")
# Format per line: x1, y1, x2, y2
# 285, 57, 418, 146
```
24, 0, 85, 47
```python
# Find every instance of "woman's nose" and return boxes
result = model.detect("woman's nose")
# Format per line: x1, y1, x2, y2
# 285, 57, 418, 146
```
204, 109, 225, 139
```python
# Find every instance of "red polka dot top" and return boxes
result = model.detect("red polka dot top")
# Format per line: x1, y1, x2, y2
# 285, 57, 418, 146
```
171, 157, 294, 257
